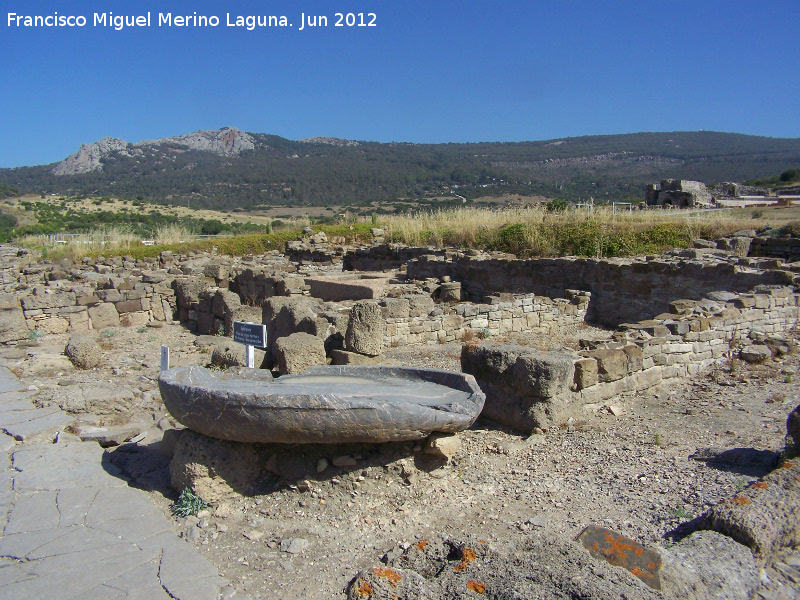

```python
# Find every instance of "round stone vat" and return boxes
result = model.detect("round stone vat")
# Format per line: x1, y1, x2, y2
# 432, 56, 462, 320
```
158, 365, 485, 443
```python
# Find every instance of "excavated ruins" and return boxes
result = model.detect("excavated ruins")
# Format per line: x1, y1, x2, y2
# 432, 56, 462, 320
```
0, 228, 799, 599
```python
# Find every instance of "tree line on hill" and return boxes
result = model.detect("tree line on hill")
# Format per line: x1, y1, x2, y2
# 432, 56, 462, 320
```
1, 131, 799, 210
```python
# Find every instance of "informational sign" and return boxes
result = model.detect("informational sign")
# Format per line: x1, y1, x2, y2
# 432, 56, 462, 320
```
160, 346, 170, 371
233, 321, 267, 348
232, 321, 267, 369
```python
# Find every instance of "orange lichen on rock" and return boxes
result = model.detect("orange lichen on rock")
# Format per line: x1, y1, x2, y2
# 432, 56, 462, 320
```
455, 548, 478, 572
372, 567, 402, 587
731, 496, 752, 505
634, 547, 644, 556
416, 540, 429, 551
467, 580, 487, 594
782, 461, 796, 469
751, 482, 768, 490
354, 580, 373, 597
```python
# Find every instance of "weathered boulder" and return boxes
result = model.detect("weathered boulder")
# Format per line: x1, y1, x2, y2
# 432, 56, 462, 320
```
423, 432, 461, 461
0, 293, 29, 343
170, 429, 260, 503
349, 533, 662, 600
275, 332, 326, 375
210, 340, 246, 368
740, 344, 772, 363
64, 334, 102, 369
88, 302, 120, 329
173, 278, 211, 307
345, 301, 385, 356
700, 458, 800, 564
660, 530, 759, 600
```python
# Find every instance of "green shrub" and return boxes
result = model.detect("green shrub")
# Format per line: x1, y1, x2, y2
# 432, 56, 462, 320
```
171, 487, 209, 517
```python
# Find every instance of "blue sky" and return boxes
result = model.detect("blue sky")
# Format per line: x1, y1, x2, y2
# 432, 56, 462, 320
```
2, 0, 798, 167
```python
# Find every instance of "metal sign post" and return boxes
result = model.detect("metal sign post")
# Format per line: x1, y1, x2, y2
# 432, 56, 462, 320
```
232, 321, 267, 369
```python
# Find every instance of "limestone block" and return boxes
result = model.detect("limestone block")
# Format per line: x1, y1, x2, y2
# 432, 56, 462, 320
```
119, 311, 150, 328
622, 345, 643, 373
114, 299, 144, 314
590, 349, 628, 382
88, 302, 120, 329
330, 349, 385, 365
36, 317, 69, 334
275, 332, 326, 375
740, 345, 772, 363
379, 298, 410, 319
0, 293, 29, 343
573, 358, 598, 390
514, 352, 575, 399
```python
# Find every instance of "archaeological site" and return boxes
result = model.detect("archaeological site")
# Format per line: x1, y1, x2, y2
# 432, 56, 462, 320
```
0, 228, 798, 600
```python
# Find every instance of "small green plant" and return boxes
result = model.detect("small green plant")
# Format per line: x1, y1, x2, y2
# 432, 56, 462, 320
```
171, 487, 209, 518
734, 477, 745, 493
136, 326, 148, 333
785, 374, 794, 384
28, 330, 46, 340
653, 433, 663, 446
751, 209, 764, 219
668, 505, 693, 520
147, 335, 157, 342
101, 329, 116, 339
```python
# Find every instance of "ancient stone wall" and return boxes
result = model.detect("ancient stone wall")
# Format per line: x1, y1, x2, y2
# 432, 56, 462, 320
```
463, 287, 800, 431
381, 292, 589, 347
750, 236, 800, 263
407, 253, 795, 327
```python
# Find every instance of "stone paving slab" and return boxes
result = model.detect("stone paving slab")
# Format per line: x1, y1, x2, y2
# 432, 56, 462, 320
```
0, 365, 246, 600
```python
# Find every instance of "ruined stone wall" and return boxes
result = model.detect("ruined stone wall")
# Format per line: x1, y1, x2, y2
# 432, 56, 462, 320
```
463, 287, 800, 431
381, 292, 590, 347
750, 236, 800, 263
407, 254, 794, 327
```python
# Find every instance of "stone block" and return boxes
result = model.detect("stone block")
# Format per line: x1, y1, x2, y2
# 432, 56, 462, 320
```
573, 358, 598, 390
514, 352, 575, 399
114, 299, 144, 314
275, 332, 326, 375
88, 302, 120, 329
330, 349, 385, 365
0, 293, 28, 343
622, 345, 643, 373
590, 349, 628, 382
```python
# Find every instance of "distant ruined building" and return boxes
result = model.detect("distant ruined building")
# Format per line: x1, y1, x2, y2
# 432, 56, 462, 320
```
645, 179, 713, 208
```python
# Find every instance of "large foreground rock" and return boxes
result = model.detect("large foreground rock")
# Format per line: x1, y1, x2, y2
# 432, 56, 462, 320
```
700, 456, 800, 564
348, 533, 661, 600
159, 365, 485, 443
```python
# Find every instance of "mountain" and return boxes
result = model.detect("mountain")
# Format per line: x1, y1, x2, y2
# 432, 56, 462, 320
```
2, 129, 799, 208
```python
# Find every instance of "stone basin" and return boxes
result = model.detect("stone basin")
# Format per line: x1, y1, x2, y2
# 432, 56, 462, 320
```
158, 365, 485, 443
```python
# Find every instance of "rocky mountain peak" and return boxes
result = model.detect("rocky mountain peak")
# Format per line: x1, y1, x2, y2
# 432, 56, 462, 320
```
51, 137, 130, 175
51, 127, 255, 176
139, 127, 255, 156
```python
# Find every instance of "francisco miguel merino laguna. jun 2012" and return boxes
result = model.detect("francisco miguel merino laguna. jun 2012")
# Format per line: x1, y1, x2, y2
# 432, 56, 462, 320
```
7, 11, 377, 30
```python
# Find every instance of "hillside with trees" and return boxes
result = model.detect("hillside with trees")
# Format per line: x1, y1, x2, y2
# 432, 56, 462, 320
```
1, 130, 799, 209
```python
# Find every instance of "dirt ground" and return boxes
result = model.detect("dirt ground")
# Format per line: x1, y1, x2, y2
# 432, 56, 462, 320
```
5, 323, 799, 599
